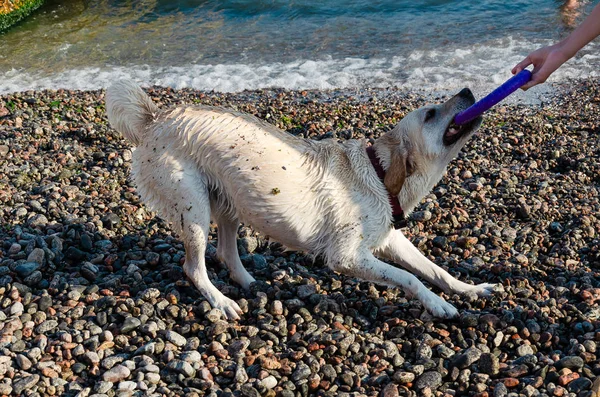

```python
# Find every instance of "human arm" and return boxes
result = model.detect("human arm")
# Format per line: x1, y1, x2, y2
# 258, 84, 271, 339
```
512, 2, 600, 90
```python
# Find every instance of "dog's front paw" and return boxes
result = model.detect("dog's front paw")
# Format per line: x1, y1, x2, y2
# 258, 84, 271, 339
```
419, 290, 458, 319
208, 295, 244, 321
469, 283, 497, 297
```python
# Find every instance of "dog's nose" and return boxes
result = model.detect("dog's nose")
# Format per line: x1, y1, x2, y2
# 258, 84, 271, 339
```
458, 88, 475, 101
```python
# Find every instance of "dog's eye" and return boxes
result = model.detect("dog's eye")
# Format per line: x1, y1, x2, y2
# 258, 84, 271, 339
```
424, 109, 436, 122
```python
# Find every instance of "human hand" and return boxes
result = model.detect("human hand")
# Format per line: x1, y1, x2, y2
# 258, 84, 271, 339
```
511, 44, 570, 90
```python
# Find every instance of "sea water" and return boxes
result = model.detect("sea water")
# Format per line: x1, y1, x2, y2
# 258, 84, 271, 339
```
1, 0, 598, 101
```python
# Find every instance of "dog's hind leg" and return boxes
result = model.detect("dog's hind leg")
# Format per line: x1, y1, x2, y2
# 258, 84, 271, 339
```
179, 190, 243, 320
181, 217, 243, 320
375, 229, 496, 297
215, 216, 256, 290
329, 250, 459, 319
136, 156, 243, 320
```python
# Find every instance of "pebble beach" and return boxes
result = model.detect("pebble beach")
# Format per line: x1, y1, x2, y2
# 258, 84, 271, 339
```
1, 80, 600, 397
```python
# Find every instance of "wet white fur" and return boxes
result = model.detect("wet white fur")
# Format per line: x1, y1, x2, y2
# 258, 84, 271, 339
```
106, 81, 495, 320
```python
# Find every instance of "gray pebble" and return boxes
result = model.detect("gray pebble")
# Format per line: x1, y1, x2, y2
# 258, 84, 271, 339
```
452, 347, 482, 369
415, 371, 442, 390
102, 365, 131, 383
297, 284, 317, 299
164, 330, 186, 347
12, 375, 40, 395
556, 355, 584, 370
16, 354, 32, 370
121, 317, 141, 333
167, 360, 195, 377
35, 319, 58, 334
291, 363, 312, 381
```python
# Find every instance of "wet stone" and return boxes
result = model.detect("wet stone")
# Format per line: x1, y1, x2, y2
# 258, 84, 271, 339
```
393, 371, 415, 384
146, 251, 160, 266
479, 353, 500, 375
514, 354, 538, 367
96, 311, 108, 326
568, 377, 592, 393
24, 270, 43, 286
140, 288, 161, 301
252, 254, 268, 270
36, 320, 58, 334
380, 383, 399, 397
102, 213, 121, 229
80, 234, 94, 252
153, 243, 172, 252
556, 356, 584, 370
11, 340, 26, 352
167, 360, 195, 377
121, 317, 141, 333
27, 214, 48, 228
13, 375, 40, 395
412, 210, 432, 222
460, 313, 479, 327
15, 262, 40, 278
432, 236, 448, 248
297, 284, 317, 299
8, 243, 22, 255
292, 363, 312, 381
416, 371, 442, 390
240, 384, 261, 397
65, 246, 86, 260
452, 347, 482, 369
27, 248, 45, 264
38, 295, 52, 311
81, 262, 99, 281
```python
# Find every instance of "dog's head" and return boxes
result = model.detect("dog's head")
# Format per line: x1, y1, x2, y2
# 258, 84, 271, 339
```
378, 88, 482, 213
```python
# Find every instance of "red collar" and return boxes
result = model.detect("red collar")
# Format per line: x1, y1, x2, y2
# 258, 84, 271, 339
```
366, 146, 405, 225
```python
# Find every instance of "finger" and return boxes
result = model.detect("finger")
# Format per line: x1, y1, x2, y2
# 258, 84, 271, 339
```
520, 82, 533, 91
520, 61, 547, 90
521, 74, 542, 90
520, 73, 544, 91
512, 57, 532, 75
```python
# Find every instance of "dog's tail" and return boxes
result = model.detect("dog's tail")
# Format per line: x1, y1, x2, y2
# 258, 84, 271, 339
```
106, 80, 158, 146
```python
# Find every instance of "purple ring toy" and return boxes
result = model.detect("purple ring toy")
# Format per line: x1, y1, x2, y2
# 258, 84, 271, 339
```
454, 69, 532, 125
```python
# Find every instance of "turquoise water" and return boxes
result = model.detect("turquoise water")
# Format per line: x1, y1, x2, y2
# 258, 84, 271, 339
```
1, 0, 598, 95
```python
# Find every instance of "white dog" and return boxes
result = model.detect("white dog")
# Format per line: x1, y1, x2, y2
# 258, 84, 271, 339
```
106, 81, 495, 320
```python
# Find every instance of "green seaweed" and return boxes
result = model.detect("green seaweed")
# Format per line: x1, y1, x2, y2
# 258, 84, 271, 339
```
0, 0, 45, 33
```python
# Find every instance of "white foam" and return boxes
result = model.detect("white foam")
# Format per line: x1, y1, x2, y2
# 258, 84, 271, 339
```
1, 37, 598, 103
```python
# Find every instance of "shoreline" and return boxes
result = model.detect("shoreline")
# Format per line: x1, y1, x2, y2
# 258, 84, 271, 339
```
0, 76, 584, 111
1, 79, 600, 396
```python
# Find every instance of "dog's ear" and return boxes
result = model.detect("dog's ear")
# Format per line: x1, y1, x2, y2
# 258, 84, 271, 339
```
384, 149, 406, 196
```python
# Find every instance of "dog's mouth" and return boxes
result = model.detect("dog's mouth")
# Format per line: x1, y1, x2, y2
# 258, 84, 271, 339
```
443, 116, 481, 146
